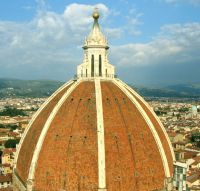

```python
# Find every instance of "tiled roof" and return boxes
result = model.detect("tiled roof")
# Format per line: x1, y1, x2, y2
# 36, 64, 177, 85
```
0, 188, 13, 191
0, 174, 12, 183
3, 148, 16, 155
187, 172, 200, 183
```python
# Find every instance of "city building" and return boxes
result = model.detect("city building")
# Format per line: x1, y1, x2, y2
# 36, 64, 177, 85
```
187, 172, 200, 190
0, 174, 12, 189
1, 148, 16, 168
13, 10, 175, 191
0, 164, 12, 175
173, 161, 187, 191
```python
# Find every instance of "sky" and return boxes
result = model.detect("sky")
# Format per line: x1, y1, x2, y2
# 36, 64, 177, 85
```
0, 0, 200, 86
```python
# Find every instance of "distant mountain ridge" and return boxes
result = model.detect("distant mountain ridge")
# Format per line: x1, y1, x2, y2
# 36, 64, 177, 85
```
131, 83, 200, 98
0, 78, 200, 98
0, 78, 63, 98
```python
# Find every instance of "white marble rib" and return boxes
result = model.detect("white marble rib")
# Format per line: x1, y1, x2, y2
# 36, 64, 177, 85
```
113, 79, 170, 178
27, 79, 81, 187
116, 78, 175, 162
95, 79, 107, 190
14, 80, 74, 168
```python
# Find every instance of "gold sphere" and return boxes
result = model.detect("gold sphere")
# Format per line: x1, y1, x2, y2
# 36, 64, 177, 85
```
93, 11, 99, 19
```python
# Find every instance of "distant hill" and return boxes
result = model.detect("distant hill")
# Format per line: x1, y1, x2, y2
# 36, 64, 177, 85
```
0, 78, 63, 98
132, 83, 200, 98
167, 84, 200, 97
0, 78, 199, 98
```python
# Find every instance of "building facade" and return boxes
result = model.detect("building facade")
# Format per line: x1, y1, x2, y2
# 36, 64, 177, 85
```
173, 162, 187, 191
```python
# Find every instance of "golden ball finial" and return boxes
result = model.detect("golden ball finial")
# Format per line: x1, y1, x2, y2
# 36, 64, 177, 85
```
93, 8, 99, 20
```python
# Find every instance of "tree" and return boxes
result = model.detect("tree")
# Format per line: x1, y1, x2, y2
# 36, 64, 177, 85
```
4, 139, 20, 148
0, 124, 19, 130
190, 133, 200, 148
0, 150, 2, 163
178, 108, 189, 112
0, 124, 6, 128
8, 124, 18, 131
0, 106, 27, 117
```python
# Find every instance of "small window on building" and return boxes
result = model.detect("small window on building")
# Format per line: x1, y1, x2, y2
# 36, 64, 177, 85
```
177, 166, 183, 173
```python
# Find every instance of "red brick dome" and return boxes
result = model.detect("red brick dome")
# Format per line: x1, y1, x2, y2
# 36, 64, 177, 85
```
13, 79, 174, 191
13, 9, 175, 191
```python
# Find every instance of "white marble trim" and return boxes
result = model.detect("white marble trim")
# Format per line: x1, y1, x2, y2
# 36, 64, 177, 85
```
95, 79, 107, 190
116, 79, 175, 162
113, 79, 170, 178
14, 80, 74, 167
27, 79, 81, 185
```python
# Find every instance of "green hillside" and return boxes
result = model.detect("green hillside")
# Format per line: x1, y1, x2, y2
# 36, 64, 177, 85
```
0, 78, 200, 98
131, 83, 200, 98
0, 78, 63, 98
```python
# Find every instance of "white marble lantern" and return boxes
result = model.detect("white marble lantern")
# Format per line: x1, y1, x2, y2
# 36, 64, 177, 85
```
77, 10, 115, 79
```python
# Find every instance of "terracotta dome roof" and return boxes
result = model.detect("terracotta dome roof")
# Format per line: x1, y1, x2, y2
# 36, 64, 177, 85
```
13, 79, 174, 191
13, 9, 175, 191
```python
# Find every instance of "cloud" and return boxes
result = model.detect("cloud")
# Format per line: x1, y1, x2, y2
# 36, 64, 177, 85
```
125, 7, 143, 36
63, 3, 109, 31
0, 2, 144, 81
22, 6, 34, 10
0, 2, 199, 85
36, 0, 49, 12
104, 28, 123, 39
190, 0, 200, 5
109, 22, 200, 85
163, 0, 200, 5
110, 22, 200, 67
0, 3, 114, 80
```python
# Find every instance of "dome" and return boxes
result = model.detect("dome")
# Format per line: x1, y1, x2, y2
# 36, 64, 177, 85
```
13, 10, 175, 191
